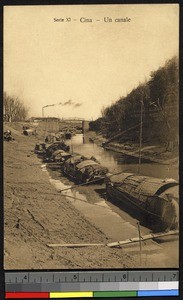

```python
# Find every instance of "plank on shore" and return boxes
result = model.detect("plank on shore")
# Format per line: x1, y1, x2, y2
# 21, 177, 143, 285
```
47, 230, 178, 248
47, 243, 105, 248
107, 230, 179, 248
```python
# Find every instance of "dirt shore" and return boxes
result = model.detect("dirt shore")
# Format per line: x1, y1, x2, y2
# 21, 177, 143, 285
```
4, 124, 136, 269
86, 131, 178, 166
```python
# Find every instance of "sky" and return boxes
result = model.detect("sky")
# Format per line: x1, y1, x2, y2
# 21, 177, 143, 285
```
4, 4, 179, 120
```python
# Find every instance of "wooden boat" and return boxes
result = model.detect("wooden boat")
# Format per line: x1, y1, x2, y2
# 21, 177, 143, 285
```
45, 134, 57, 144
4, 130, 14, 141
43, 149, 72, 165
62, 154, 108, 183
45, 141, 70, 157
106, 173, 179, 231
34, 143, 46, 155
34, 141, 70, 160
23, 128, 36, 136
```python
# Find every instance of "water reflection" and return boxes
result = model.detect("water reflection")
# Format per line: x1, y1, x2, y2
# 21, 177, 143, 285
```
65, 134, 178, 180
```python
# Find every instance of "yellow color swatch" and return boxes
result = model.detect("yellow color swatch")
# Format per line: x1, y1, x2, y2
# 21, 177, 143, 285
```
50, 291, 93, 298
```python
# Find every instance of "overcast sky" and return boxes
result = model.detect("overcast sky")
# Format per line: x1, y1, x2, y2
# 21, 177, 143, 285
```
4, 4, 179, 120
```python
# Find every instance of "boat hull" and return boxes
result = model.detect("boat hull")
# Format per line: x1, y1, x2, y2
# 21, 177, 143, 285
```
62, 164, 106, 184
106, 184, 177, 232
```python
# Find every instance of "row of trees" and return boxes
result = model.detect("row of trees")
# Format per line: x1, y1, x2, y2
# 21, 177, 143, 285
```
90, 56, 179, 149
3, 92, 29, 122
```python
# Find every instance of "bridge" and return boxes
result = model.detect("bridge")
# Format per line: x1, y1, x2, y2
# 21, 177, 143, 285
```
32, 117, 90, 133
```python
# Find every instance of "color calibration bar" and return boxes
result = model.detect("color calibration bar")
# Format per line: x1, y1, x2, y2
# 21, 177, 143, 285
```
6, 288, 179, 298
5, 281, 179, 298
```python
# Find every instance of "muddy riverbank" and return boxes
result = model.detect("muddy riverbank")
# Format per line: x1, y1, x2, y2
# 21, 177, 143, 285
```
4, 124, 136, 269
4, 123, 178, 269
86, 131, 179, 166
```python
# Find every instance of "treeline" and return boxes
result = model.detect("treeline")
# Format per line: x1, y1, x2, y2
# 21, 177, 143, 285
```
90, 56, 179, 149
3, 92, 29, 122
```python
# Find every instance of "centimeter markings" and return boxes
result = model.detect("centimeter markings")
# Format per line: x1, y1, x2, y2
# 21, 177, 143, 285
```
5, 270, 179, 284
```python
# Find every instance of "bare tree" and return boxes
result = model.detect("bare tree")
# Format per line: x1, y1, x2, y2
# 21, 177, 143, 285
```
4, 92, 29, 122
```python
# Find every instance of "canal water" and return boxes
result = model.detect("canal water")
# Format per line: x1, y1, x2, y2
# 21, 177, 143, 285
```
42, 133, 178, 268
65, 134, 178, 180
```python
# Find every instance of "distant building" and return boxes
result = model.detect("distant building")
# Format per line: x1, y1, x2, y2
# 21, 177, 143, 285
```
29, 117, 60, 122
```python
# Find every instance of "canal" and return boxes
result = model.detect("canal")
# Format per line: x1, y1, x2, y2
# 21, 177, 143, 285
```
44, 133, 178, 268
65, 133, 178, 180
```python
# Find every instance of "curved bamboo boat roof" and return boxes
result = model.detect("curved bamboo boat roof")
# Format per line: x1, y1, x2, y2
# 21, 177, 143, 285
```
77, 160, 99, 170
67, 155, 86, 165
108, 173, 178, 199
53, 149, 66, 155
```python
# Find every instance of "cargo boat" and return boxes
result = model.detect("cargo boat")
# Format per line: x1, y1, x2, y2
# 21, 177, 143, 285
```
43, 149, 72, 168
106, 173, 179, 231
34, 141, 70, 158
45, 141, 70, 157
34, 143, 46, 155
62, 154, 108, 183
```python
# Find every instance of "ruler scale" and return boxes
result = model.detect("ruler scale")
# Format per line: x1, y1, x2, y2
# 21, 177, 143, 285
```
5, 270, 179, 298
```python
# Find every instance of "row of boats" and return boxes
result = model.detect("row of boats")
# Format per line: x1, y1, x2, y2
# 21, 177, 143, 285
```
35, 141, 108, 184
34, 140, 179, 232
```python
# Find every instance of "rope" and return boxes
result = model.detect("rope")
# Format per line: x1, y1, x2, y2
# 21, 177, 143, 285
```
59, 177, 105, 192
59, 193, 97, 205
58, 170, 131, 192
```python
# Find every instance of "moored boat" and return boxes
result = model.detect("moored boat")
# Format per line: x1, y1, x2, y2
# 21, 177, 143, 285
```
62, 154, 108, 183
46, 141, 70, 157
43, 149, 72, 164
34, 143, 47, 155
106, 173, 179, 231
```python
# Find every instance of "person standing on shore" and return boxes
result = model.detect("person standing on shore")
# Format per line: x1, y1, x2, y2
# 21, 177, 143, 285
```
163, 193, 179, 232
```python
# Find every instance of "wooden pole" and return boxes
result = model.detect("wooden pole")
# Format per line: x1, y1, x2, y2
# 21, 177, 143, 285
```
137, 99, 143, 174
47, 243, 105, 248
137, 221, 142, 265
70, 136, 74, 154
107, 230, 179, 247
47, 230, 179, 248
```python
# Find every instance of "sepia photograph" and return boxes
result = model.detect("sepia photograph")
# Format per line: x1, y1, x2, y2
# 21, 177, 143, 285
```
3, 4, 179, 270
